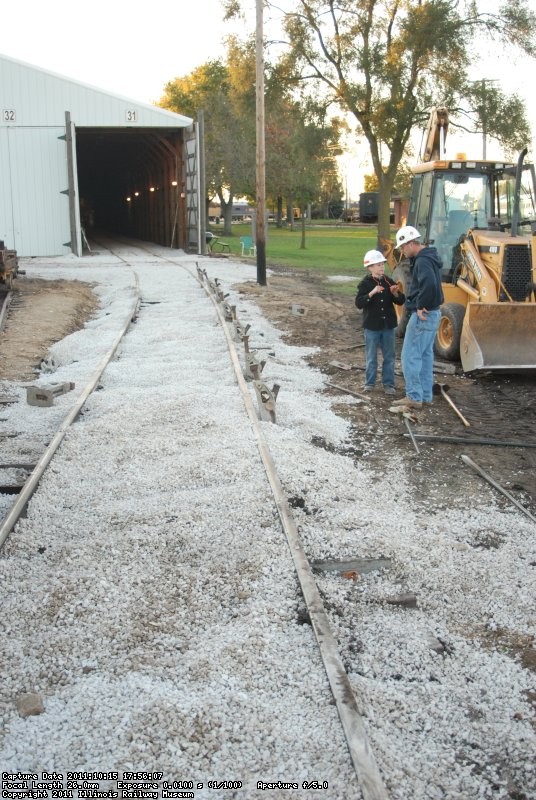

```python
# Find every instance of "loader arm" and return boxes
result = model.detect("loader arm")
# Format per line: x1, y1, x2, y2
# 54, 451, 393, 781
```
422, 107, 449, 162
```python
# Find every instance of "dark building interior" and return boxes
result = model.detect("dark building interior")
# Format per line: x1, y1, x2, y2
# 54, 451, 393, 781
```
75, 128, 189, 249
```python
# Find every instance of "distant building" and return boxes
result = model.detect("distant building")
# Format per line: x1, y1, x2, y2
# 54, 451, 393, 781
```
208, 202, 253, 221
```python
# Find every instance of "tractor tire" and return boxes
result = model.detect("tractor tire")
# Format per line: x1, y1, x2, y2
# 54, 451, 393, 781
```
434, 302, 466, 361
391, 262, 411, 337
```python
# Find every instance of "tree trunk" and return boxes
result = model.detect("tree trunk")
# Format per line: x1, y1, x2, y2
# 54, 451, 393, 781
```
300, 206, 306, 249
219, 193, 234, 236
276, 196, 283, 228
376, 175, 397, 267
287, 195, 294, 231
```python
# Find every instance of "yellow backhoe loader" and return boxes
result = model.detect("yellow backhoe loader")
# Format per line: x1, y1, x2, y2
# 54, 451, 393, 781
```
393, 108, 536, 372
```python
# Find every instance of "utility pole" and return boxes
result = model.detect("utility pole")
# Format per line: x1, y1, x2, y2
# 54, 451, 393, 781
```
255, 0, 267, 285
481, 79, 487, 159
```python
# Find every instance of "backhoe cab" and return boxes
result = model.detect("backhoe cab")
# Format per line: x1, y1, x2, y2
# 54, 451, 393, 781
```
394, 111, 536, 372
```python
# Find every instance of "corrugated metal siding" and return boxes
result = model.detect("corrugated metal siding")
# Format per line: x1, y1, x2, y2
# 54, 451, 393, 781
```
8, 128, 71, 256
0, 129, 14, 246
0, 54, 191, 129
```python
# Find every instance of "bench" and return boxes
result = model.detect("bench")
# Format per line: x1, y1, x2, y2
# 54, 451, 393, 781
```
206, 231, 230, 254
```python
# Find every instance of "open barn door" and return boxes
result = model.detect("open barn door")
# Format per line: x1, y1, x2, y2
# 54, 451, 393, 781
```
184, 113, 206, 254
65, 111, 82, 256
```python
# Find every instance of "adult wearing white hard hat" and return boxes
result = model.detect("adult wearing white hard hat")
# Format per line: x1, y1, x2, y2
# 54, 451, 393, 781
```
391, 226, 444, 409
355, 249, 405, 394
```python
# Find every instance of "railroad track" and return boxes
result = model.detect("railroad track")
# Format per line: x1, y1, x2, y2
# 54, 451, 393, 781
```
1, 241, 534, 798
0, 289, 141, 547
0, 243, 372, 797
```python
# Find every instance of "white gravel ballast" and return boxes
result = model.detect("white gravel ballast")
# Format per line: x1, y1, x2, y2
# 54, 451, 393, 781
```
0, 243, 534, 800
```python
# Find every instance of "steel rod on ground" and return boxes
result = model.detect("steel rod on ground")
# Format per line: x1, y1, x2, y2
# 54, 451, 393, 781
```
326, 382, 371, 402
404, 417, 420, 454
461, 454, 536, 523
404, 433, 536, 448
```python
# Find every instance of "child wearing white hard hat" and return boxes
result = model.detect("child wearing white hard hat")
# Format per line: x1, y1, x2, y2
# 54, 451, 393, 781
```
355, 250, 405, 394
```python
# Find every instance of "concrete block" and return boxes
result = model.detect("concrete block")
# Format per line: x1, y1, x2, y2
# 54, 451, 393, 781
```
27, 382, 75, 407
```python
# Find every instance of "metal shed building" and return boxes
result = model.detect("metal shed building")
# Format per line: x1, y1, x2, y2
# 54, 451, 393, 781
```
0, 53, 201, 257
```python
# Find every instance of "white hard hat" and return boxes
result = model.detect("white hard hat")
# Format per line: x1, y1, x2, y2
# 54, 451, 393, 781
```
363, 249, 386, 267
396, 225, 421, 247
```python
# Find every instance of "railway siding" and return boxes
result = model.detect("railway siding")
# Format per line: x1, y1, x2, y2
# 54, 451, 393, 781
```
0, 253, 358, 798
0, 244, 534, 800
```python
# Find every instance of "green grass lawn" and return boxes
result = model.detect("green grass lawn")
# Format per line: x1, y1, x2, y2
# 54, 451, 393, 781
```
208, 222, 384, 295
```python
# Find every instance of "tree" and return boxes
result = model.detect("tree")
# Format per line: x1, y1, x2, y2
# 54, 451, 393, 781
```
159, 48, 256, 235
264, 97, 343, 238
227, 0, 536, 249
455, 81, 531, 158
161, 33, 346, 238
364, 174, 379, 193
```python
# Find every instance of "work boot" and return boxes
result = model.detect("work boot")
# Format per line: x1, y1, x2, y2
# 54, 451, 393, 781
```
391, 396, 422, 409
383, 386, 397, 395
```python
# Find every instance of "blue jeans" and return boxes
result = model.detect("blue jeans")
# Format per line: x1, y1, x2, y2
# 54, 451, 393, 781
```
401, 309, 441, 401
364, 327, 396, 388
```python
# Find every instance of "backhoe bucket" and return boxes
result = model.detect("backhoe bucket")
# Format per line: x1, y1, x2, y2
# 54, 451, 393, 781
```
460, 303, 536, 372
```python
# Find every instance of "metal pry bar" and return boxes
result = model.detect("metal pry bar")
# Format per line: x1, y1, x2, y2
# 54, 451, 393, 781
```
461, 454, 536, 523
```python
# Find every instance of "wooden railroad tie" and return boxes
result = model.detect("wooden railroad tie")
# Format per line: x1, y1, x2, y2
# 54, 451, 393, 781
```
253, 380, 280, 423
311, 556, 392, 575
26, 382, 76, 407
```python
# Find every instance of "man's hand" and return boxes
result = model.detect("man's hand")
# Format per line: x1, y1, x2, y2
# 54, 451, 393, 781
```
417, 308, 428, 321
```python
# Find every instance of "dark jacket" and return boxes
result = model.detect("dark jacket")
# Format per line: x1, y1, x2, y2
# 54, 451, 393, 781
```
405, 246, 444, 313
355, 274, 405, 330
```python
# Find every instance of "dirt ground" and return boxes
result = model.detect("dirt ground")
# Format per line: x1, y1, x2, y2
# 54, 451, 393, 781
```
1, 268, 535, 675
0, 278, 99, 382
237, 268, 536, 510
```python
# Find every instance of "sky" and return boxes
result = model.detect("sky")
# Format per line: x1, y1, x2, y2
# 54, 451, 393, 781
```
2, 0, 536, 199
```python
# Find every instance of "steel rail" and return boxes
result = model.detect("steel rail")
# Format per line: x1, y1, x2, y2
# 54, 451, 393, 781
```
0, 288, 12, 331
195, 262, 389, 800
0, 286, 140, 549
